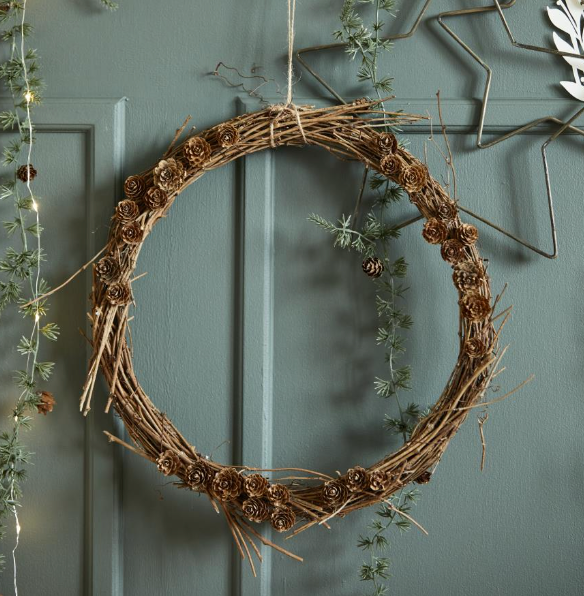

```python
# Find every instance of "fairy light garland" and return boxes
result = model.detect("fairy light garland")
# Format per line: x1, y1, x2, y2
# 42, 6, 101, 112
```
0, 0, 57, 590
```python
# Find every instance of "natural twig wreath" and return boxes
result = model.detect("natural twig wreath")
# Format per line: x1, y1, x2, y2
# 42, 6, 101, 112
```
82, 99, 506, 573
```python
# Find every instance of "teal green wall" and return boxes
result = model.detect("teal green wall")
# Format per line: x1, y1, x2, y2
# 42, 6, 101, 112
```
1, 1, 583, 595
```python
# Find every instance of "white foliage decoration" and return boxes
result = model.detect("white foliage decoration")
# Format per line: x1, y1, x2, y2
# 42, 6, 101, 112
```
547, 0, 584, 101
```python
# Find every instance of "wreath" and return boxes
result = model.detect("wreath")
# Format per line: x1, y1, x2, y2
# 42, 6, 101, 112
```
81, 99, 500, 570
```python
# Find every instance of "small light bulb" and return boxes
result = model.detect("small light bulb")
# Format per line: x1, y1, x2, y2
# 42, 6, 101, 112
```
34, 312, 40, 323
32, 199, 38, 212
24, 91, 34, 104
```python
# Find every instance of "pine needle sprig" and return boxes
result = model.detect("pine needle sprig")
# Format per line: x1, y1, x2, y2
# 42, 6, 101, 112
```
312, 1, 427, 593
0, 0, 57, 578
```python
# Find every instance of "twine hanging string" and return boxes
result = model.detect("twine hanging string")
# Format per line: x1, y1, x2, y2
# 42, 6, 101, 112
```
270, 0, 307, 147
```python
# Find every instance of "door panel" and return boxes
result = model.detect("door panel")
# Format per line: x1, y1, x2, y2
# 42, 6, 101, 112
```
1, 1, 583, 595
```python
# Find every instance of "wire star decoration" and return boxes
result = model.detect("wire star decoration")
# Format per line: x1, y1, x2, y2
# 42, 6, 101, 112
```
296, 0, 584, 259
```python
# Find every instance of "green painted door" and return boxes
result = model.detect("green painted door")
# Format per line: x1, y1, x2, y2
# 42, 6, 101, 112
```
1, 2, 583, 595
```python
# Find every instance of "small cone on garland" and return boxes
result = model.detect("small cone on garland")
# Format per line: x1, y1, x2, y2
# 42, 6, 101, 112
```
362, 257, 384, 278
36, 391, 56, 416
17, 164, 37, 183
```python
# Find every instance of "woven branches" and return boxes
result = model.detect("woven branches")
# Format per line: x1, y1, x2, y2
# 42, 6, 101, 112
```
82, 99, 504, 573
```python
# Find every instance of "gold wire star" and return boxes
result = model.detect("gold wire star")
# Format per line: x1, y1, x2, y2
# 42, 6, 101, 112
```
296, 0, 584, 259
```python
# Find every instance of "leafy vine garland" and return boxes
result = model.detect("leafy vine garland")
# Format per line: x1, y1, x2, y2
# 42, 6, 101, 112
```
82, 100, 502, 572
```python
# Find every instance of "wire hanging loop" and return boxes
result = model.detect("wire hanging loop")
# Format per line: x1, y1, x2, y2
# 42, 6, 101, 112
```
269, 0, 307, 148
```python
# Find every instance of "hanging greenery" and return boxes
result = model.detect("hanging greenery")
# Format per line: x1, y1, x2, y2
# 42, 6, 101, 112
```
309, 1, 427, 593
0, 0, 58, 578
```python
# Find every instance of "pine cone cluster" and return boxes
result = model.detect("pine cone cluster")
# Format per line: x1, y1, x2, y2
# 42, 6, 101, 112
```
440, 239, 466, 265
105, 282, 132, 306
115, 199, 140, 223
124, 175, 146, 200
270, 507, 296, 532
245, 473, 269, 498
459, 293, 491, 322
17, 163, 37, 183
377, 132, 398, 155
453, 262, 484, 292
95, 255, 120, 284
120, 221, 144, 244
362, 256, 384, 278
185, 461, 213, 491
379, 154, 402, 177
464, 337, 490, 359
322, 480, 349, 507
399, 164, 428, 193
144, 187, 169, 211
157, 450, 181, 476
267, 483, 290, 507
216, 124, 240, 148
183, 136, 212, 166
242, 498, 270, 523
422, 218, 448, 245
153, 158, 185, 192
212, 468, 244, 501
36, 390, 56, 415
346, 466, 369, 492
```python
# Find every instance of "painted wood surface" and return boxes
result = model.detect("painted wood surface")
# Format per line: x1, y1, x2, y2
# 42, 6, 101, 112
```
1, 2, 583, 595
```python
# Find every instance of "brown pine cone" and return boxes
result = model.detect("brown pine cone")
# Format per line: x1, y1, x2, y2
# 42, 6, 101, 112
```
436, 201, 457, 222
362, 257, 384, 278
441, 239, 466, 265
267, 483, 290, 507
212, 468, 243, 501
377, 132, 398, 155
453, 262, 484, 293
124, 175, 146, 200
105, 282, 132, 306
346, 466, 370, 492
185, 461, 213, 491
36, 390, 56, 415
457, 223, 479, 246
459, 293, 491, 322
244, 473, 269, 498
323, 479, 349, 507
183, 136, 212, 166
242, 497, 270, 523
422, 218, 448, 245
120, 221, 144, 244
270, 507, 296, 533
414, 471, 432, 485
379, 154, 403, 177
17, 164, 37, 183
115, 199, 140, 223
369, 470, 389, 492
399, 164, 428, 193
95, 255, 120, 284
464, 337, 490, 359
153, 158, 185, 192
143, 187, 169, 211
216, 124, 240, 148
157, 450, 181, 476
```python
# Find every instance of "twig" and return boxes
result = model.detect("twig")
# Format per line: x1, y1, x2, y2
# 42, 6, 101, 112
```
436, 90, 457, 201
20, 245, 107, 308
164, 116, 192, 158
478, 412, 489, 472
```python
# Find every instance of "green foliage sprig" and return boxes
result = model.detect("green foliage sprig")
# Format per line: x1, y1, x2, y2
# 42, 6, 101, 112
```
0, 0, 57, 575
311, 1, 427, 593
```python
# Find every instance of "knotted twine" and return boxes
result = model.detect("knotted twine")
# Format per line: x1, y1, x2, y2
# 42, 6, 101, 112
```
269, 0, 307, 148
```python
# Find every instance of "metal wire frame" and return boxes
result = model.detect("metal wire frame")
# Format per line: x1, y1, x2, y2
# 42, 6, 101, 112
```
296, 0, 584, 259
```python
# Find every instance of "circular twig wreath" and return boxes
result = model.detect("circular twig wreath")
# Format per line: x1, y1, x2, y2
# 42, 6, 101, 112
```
82, 100, 500, 570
